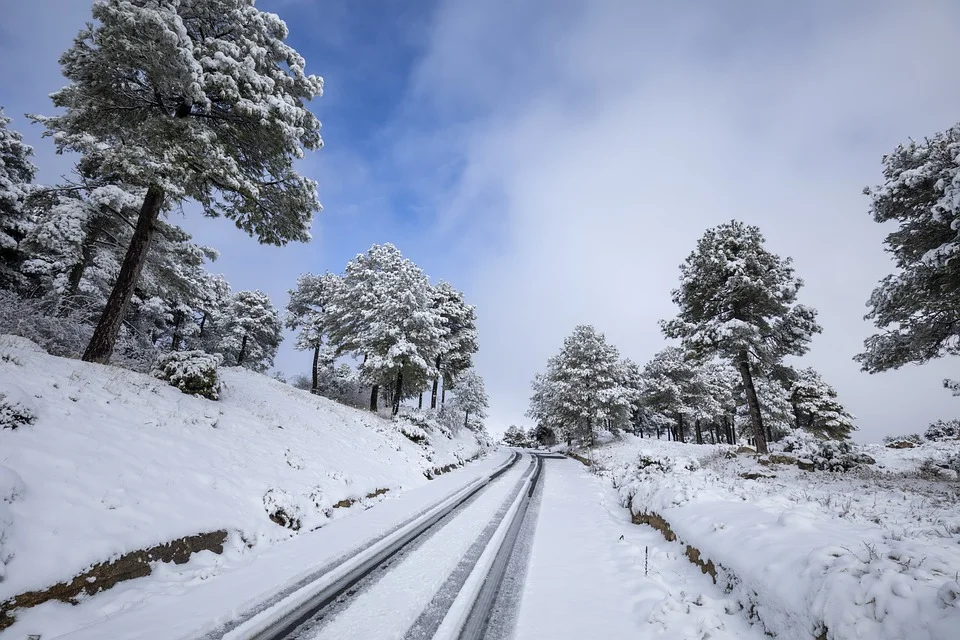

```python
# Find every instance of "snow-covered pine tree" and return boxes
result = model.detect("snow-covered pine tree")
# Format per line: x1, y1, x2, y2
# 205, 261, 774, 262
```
33, 0, 324, 364
708, 362, 741, 444
430, 282, 478, 409
451, 369, 488, 431
856, 124, 960, 373
325, 244, 442, 414
661, 220, 821, 453
526, 325, 632, 447
20, 183, 143, 312
639, 346, 701, 443
193, 274, 232, 354
788, 367, 856, 440
0, 108, 38, 289
218, 290, 282, 372
285, 272, 342, 394
502, 425, 528, 447
618, 358, 646, 436
745, 373, 794, 444
135, 220, 220, 350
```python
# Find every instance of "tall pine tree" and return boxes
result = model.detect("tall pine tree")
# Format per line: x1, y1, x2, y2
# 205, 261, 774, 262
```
33, 0, 324, 363
662, 220, 821, 453
857, 124, 960, 373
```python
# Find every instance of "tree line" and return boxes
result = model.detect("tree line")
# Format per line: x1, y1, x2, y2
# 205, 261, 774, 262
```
528, 118, 960, 454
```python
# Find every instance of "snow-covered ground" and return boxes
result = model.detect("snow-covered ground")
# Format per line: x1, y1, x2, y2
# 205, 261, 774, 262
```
591, 434, 960, 640
513, 457, 766, 639
0, 335, 490, 633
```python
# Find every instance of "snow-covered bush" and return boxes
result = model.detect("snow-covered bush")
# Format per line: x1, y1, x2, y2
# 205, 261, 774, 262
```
151, 350, 222, 400
780, 431, 874, 471
925, 419, 960, 442
396, 418, 428, 445
0, 290, 92, 358
883, 433, 923, 446
627, 453, 701, 476
262, 488, 302, 531
919, 454, 960, 481
0, 391, 35, 430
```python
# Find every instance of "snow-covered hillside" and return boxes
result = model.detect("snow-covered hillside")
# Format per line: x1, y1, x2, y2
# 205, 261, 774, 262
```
584, 434, 960, 640
0, 335, 489, 609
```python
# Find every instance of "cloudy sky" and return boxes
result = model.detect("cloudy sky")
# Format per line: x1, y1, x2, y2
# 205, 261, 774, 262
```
2, 0, 958, 442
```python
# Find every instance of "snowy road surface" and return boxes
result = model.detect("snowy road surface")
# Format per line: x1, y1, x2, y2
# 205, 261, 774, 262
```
511, 458, 764, 640
292, 456, 531, 639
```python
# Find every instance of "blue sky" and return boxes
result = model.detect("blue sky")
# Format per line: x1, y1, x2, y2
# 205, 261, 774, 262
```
2, 0, 960, 441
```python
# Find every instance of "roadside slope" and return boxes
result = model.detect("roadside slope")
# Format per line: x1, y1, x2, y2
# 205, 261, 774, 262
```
0, 334, 489, 607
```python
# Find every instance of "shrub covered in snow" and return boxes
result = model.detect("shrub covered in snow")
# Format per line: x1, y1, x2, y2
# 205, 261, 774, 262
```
396, 419, 428, 444
924, 419, 960, 442
151, 350, 223, 400
0, 391, 35, 430
262, 488, 302, 531
919, 454, 960, 481
780, 431, 875, 471
883, 433, 923, 446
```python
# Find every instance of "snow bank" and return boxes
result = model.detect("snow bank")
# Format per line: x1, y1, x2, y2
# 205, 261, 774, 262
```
0, 335, 489, 601
598, 435, 960, 640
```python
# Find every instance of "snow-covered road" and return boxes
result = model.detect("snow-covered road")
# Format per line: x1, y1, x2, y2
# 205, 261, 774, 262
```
511, 458, 765, 640
295, 456, 531, 640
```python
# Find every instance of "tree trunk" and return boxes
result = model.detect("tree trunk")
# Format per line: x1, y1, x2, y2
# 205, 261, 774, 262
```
737, 350, 768, 453
171, 310, 183, 351
311, 344, 320, 394
237, 333, 248, 367
731, 419, 737, 445
441, 382, 447, 406
431, 354, 441, 409
464, 410, 469, 430
418, 392, 423, 409
677, 414, 685, 443
392, 369, 403, 416
198, 311, 207, 337
82, 185, 165, 363
369, 384, 379, 412
695, 418, 703, 444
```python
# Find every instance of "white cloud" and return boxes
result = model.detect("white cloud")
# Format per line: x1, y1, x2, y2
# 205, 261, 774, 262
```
407, 0, 960, 441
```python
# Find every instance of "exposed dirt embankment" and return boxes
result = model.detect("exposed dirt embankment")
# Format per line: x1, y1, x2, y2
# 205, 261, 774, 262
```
1, 530, 227, 630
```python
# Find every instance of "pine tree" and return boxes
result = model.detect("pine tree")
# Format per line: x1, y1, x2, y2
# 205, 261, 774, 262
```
640, 347, 701, 443
32, 0, 324, 363
20, 183, 143, 311
526, 325, 633, 446
451, 369, 488, 431
219, 290, 282, 372
430, 282, 478, 409
856, 124, 960, 372
285, 272, 341, 394
502, 425, 528, 447
325, 244, 442, 414
662, 220, 821, 453
0, 108, 38, 289
788, 367, 856, 439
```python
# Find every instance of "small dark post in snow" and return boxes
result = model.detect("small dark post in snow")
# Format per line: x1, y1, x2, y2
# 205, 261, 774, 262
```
645, 546, 649, 576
